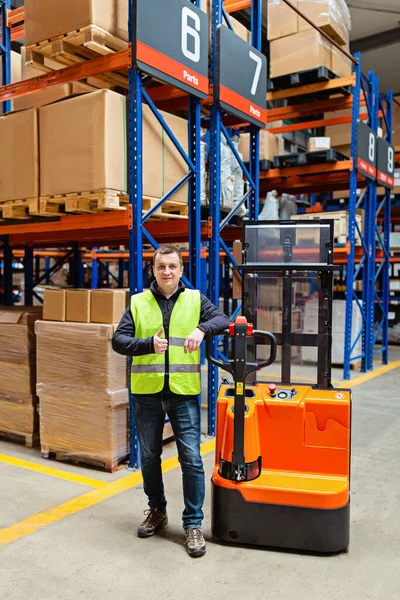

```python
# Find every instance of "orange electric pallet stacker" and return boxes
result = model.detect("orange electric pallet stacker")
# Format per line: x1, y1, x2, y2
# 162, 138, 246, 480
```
207, 220, 351, 553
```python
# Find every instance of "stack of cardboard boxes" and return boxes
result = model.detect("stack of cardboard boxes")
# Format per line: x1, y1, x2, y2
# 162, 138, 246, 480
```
36, 288, 129, 470
268, 0, 352, 79
0, 307, 43, 446
0, 89, 190, 206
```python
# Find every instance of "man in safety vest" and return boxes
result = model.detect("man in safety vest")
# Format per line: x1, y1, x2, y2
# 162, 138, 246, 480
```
112, 245, 229, 558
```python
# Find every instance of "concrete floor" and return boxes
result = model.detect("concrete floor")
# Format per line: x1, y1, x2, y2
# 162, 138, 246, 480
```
1, 354, 400, 600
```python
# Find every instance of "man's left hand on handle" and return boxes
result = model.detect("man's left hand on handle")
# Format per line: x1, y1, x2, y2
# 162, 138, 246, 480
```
184, 328, 205, 354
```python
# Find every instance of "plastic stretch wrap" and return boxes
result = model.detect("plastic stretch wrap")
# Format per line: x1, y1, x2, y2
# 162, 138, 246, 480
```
35, 320, 129, 465
221, 134, 234, 210
200, 136, 207, 207
38, 388, 129, 466
298, 0, 351, 45
0, 400, 38, 438
35, 321, 128, 391
230, 135, 246, 217
260, 190, 279, 220
0, 307, 42, 437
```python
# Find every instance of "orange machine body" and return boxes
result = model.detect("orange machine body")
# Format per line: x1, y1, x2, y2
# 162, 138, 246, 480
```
212, 383, 351, 510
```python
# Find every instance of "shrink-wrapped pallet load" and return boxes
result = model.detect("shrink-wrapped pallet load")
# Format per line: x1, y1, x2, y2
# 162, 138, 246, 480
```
0, 307, 43, 446
35, 320, 129, 471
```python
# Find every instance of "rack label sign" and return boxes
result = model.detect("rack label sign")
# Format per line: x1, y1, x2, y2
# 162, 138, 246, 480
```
376, 138, 395, 188
216, 25, 267, 127
134, 0, 209, 99
356, 121, 377, 180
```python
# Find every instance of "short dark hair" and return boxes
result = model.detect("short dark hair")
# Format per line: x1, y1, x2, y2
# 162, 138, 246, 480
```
153, 245, 183, 268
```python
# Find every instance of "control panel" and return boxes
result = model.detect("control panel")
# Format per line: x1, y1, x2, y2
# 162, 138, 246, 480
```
267, 384, 297, 400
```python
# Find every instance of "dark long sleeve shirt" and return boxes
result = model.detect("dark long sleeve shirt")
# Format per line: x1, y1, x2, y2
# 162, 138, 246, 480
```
112, 280, 230, 392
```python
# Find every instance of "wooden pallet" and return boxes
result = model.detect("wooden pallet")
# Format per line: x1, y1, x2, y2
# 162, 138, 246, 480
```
273, 149, 348, 169
0, 198, 37, 220
0, 430, 40, 448
39, 190, 128, 215
0, 191, 128, 220
25, 24, 128, 89
40, 447, 128, 473
141, 196, 189, 220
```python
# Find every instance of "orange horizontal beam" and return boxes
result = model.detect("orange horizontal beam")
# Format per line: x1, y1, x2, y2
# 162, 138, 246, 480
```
267, 75, 356, 102
224, 0, 251, 13
268, 111, 385, 134
260, 160, 352, 180
10, 25, 25, 41
0, 48, 130, 102
266, 95, 366, 124
7, 6, 24, 27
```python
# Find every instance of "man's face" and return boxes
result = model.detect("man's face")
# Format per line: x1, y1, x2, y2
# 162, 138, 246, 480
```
153, 252, 183, 293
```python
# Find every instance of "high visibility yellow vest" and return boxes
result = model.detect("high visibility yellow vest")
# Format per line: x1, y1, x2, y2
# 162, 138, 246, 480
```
130, 289, 201, 395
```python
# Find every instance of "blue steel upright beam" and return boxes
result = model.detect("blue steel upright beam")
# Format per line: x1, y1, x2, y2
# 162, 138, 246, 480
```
127, 0, 142, 470
0, 0, 11, 114
208, 0, 223, 437
248, 0, 262, 220
344, 54, 370, 379
208, 0, 262, 432
381, 90, 392, 365
372, 88, 392, 366
366, 71, 379, 371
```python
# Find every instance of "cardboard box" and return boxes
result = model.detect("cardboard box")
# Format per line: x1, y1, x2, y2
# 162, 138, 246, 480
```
325, 108, 352, 147
91, 289, 126, 324
0, 307, 42, 439
0, 356, 36, 396
201, 1, 251, 46
25, 0, 128, 46
40, 90, 126, 196
0, 108, 39, 202
297, 0, 350, 46
66, 289, 91, 323
43, 289, 67, 322
331, 44, 353, 78
308, 137, 331, 152
35, 320, 128, 391
0, 307, 43, 355
258, 281, 297, 310
267, 0, 298, 41
257, 308, 302, 362
40, 91, 189, 202
39, 388, 129, 467
0, 399, 39, 439
270, 30, 331, 79
239, 131, 279, 163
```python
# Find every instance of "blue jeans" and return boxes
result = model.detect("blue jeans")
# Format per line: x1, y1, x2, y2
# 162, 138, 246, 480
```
132, 392, 205, 530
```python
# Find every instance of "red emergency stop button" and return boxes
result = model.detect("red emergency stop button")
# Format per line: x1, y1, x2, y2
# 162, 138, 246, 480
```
268, 384, 277, 397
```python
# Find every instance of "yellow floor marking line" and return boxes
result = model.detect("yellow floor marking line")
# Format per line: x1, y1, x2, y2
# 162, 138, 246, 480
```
0, 439, 216, 548
0, 454, 107, 489
344, 360, 400, 388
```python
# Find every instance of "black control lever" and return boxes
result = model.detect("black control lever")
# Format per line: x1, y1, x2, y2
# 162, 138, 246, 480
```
206, 317, 277, 383
205, 316, 277, 482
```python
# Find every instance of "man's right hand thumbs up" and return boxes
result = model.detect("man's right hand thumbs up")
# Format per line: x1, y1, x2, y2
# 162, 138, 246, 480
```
153, 327, 168, 354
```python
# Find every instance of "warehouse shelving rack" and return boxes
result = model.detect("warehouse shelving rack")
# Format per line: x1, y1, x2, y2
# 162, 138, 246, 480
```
0, 0, 215, 469
0, 1, 397, 460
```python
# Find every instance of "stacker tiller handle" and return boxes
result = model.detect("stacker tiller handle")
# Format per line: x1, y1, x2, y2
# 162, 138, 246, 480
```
205, 316, 277, 381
